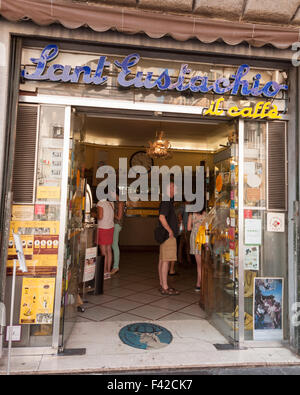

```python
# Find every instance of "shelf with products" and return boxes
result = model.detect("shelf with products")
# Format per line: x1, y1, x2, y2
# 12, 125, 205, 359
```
125, 200, 160, 217
208, 153, 239, 305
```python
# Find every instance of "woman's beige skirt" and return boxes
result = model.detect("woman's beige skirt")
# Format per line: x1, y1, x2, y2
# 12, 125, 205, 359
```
159, 237, 177, 262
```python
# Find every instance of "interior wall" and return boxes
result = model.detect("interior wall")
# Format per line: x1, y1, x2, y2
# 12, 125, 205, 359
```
83, 144, 215, 247
81, 116, 233, 247
83, 145, 215, 187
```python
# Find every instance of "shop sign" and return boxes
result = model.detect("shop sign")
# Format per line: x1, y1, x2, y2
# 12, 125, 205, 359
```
22, 45, 288, 119
203, 97, 282, 120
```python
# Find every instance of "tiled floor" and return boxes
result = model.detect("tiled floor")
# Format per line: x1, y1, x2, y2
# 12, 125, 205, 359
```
77, 251, 206, 323
2, 251, 300, 374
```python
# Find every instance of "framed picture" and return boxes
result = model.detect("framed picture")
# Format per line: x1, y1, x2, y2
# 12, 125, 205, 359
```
253, 278, 284, 341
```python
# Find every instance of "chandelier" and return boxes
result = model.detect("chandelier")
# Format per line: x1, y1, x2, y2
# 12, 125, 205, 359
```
147, 131, 172, 159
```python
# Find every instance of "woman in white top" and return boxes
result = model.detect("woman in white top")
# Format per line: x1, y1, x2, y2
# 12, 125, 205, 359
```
97, 199, 114, 279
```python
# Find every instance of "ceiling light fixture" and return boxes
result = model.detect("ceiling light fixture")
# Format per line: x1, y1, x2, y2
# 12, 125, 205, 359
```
147, 129, 172, 159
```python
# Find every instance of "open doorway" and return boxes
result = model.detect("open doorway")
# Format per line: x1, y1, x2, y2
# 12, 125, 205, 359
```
62, 107, 239, 351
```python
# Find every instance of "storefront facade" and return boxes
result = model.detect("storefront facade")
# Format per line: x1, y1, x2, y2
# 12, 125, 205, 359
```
0, 5, 300, 363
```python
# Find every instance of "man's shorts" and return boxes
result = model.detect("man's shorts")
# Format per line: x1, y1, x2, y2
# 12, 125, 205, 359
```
159, 237, 177, 262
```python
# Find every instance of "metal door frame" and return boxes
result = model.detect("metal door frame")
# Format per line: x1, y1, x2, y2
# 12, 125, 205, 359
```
18, 94, 294, 352
238, 119, 245, 345
52, 106, 71, 351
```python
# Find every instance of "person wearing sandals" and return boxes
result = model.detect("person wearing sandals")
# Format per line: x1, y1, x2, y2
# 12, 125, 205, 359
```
158, 181, 180, 296
187, 208, 207, 292
97, 198, 114, 280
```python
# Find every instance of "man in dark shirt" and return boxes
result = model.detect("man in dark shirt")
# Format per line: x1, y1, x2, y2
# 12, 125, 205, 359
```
158, 181, 180, 295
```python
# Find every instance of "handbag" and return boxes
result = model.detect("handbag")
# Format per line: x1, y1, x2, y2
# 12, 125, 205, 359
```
154, 202, 175, 244
195, 225, 206, 250
154, 222, 169, 244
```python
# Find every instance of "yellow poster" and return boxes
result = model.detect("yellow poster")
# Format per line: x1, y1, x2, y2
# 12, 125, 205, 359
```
9, 220, 60, 236
31, 255, 58, 267
8, 234, 34, 256
6, 255, 58, 268
36, 186, 60, 200
7, 221, 60, 274
20, 277, 56, 325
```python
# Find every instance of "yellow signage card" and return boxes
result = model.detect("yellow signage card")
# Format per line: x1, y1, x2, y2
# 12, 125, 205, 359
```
12, 205, 34, 221
20, 277, 56, 325
36, 186, 61, 200
9, 221, 60, 236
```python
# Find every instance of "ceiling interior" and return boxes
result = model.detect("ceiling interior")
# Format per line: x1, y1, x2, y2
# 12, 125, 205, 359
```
74, 107, 235, 152
75, 109, 234, 152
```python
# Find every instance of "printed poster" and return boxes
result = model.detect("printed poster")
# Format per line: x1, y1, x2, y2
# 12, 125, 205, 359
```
12, 205, 34, 221
20, 277, 56, 324
244, 245, 259, 270
39, 148, 63, 180
9, 220, 60, 236
8, 234, 34, 256
7, 221, 59, 273
245, 218, 262, 245
83, 247, 97, 282
267, 212, 285, 233
253, 278, 283, 341
36, 186, 61, 200
33, 235, 59, 255
244, 209, 253, 219
35, 204, 46, 216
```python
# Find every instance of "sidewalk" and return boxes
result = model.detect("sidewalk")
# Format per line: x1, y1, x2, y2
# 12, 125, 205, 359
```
1, 319, 300, 375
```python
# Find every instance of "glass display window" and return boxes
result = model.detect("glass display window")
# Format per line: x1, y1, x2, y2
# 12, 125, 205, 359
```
243, 121, 287, 342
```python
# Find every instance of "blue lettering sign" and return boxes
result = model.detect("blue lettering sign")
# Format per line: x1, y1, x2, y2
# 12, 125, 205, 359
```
21, 45, 288, 98
22, 44, 110, 85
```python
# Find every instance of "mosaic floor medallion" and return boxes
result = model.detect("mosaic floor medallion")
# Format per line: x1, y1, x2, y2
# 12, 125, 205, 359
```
119, 322, 173, 350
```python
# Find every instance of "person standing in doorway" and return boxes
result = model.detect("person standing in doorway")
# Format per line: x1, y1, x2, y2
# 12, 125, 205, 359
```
97, 198, 115, 280
188, 208, 207, 292
111, 189, 125, 275
181, 200, 192, 265
173, 199, 192, 268
168, 203, 183, 276
158, 181, 180, 296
